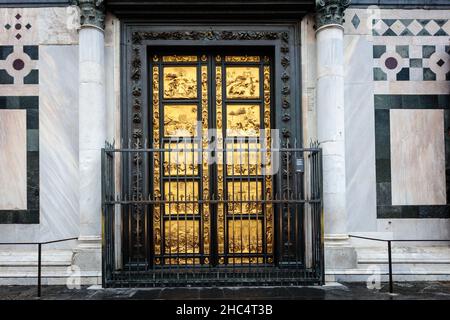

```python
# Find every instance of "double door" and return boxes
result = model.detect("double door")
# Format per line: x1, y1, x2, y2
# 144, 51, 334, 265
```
150, 52, 273, 266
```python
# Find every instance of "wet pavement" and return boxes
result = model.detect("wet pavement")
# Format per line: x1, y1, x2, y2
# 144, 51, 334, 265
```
1, 282, 450, 300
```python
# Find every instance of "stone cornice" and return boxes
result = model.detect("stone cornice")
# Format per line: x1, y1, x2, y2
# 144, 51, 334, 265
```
76, 0, 106, 30
315, 0, 350, 30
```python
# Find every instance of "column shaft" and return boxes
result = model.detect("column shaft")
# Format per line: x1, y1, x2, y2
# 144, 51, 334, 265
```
78, 27, 105, 241
316, 26, 347, 238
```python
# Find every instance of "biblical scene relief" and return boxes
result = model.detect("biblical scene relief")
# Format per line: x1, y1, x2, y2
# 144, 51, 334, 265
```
228, 220, 263, 262
226, 143, 261, 175
164, 182, 199, 215
163, 105, 198, 136
227, 181, 262, 214
226, 67, 260, 99
163, 66, 197, 99
163, 143, 200, 176
226, 104, 260, 136
164, 220, 200, 255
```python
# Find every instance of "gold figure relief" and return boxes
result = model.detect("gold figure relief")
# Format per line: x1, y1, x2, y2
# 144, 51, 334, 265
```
162, 55, 198, 63
215, 65, 225, 257
152, 62, 161, 259
227, 181, 263, 214
226, 67, 260, 99
226, 104, 260, 137
228, 220, 263, 256
201, 65, 210, 255
164, 220, 200, 254
226, 142, 261, 176
163, 66, 198, 99
163, 182, 199, 215
163, 104, 198, 137
163, 143, 199, 176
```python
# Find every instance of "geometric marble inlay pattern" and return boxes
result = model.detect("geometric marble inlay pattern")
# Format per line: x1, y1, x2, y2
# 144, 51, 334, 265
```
373, 44, 450, 81
0, 10, 40, 224
0, 96, 39, 224
0, 45, 38, 85
374, 94, 450, 219
373, 19, 449, 37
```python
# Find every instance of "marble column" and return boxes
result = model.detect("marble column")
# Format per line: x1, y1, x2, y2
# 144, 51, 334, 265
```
315, 0, 357, 269
73, 0, 106, 282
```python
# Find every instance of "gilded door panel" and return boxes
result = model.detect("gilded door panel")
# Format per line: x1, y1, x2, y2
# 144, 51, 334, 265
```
225, 67, 260, 99
226, 142, 262, 176
163, 182, 199, 215
216, 54, 273, 265
164, 220, 200, 265
152, 53, 273, 266
163, 105, 198, 137
226, 104, 260, 137
228, 220, 263, 258
163, 142, 199, 176
163, 66, 198, 99
226, 181, 263, 214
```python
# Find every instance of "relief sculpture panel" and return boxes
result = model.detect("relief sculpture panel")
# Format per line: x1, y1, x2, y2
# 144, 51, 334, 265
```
226, 104, 260, 136
163, 66, 197, 99
163, 104, 198, 137
226, 67, 260, 99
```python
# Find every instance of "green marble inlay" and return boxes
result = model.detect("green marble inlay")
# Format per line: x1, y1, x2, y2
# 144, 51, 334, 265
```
409, 58, 422, 68
422, 45, 435, 58
396, 45, 409, 58
373, 67, 387, 81
373, 45, 386, 59
423, 68, 436, 81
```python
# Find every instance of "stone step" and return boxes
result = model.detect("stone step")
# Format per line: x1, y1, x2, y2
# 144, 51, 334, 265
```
355, 246, 450, 265
0, 250, 73, 267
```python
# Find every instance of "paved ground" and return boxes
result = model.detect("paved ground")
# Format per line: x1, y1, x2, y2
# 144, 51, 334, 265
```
1, 282, 450, 300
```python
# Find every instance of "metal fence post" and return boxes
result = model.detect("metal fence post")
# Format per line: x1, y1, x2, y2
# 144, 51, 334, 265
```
37, 243, 42, 298
388, 240, 393, 294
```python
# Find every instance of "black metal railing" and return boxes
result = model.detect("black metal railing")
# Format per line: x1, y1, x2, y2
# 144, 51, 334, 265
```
0, 238, 78, 297
102, 142, 323, 287
349, 235, 450, 294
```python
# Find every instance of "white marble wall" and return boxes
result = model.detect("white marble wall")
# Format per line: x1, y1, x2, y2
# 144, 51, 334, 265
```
390, 109, 446, 205
343, 12, 377, 232
378, 219, 450, 240
0, 110, 27, 210
38, 45, 79, 242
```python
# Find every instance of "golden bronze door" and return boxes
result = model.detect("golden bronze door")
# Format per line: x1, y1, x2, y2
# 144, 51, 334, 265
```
150, 52, 273, 267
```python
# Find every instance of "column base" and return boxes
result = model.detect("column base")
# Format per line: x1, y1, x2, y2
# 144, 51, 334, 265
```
324, 234, 357, 270
72, 236, 102, 284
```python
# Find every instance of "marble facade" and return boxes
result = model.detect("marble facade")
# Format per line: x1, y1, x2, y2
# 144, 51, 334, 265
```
0, 3, 449, 284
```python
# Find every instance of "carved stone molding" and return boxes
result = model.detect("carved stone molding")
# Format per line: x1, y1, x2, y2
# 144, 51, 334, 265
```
77, 0, 106, 30
315, 0, 350, 30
